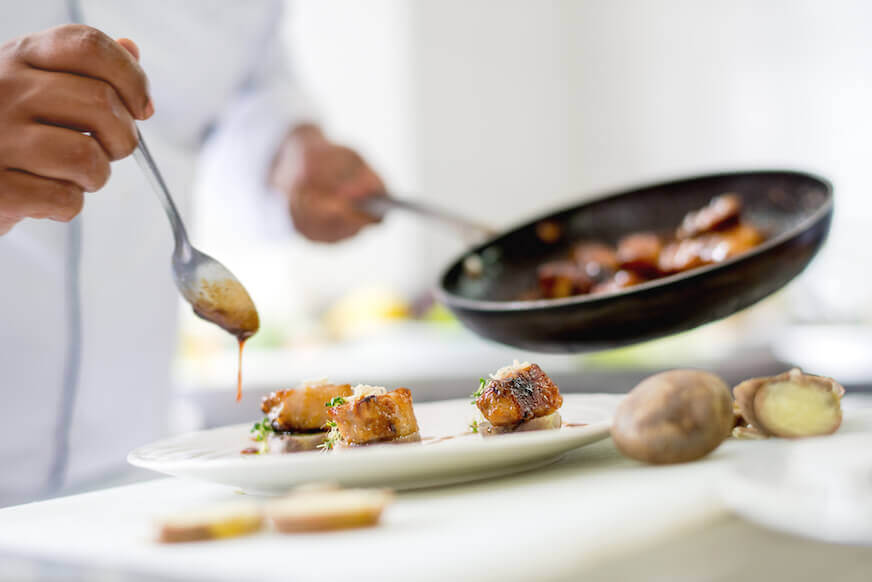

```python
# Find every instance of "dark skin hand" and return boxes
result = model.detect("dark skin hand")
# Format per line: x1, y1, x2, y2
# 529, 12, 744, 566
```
0, 25, 381, 244
270, 124, 385, 243
0, 25, 152, 235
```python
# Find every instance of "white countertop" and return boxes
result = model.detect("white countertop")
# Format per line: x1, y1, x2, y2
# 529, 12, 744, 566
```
0, 439, 724, 582
2, 395, 871, 582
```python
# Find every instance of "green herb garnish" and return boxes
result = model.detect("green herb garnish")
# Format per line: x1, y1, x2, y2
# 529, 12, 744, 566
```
318, 420, 341, 451
470, 378, 487, 402
250, 417, 274, 442
325, 396, 347, 407
469, 419, 479, 434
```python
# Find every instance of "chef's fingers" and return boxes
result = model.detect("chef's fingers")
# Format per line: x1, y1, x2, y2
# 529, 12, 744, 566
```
336, 164, 385, 202
115, 37, 155, 115
0, 169, 84, 223
23, 70, 137, 161
14, 24, 152, 120
300, 188, 374, 242
1, 124, 111, 192
115, 38, 139, 61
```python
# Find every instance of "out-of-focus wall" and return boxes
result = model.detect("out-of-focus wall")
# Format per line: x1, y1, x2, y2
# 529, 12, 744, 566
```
407, 0, 872, 320
201, 0, 871, 337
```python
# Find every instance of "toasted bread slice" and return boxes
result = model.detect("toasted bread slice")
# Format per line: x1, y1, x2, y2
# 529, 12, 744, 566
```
267, 488, 393, 533
157, 501, 263, 543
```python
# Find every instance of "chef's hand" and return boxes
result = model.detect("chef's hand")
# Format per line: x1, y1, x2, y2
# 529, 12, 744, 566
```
0, 25, 151, 236
270, 124, 384, 243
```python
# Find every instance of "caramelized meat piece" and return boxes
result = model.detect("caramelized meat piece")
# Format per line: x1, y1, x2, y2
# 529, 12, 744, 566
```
476, 363, 563, 427
705, 223, 763, 261
676, 193, 741, 239
572, 242, 619, 280
591, 269, 646, 294
519, 193, 762, 301
535, 220, 563, 244
262, 382, 353, 432
616, 233, 662, 275
658, 238, 709, 274
659, 222, 764, 274
328, 387, 420, 446
537, 261, 593, 298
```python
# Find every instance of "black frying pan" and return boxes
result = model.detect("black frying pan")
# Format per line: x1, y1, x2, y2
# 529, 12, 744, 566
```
428, 170, 832, 353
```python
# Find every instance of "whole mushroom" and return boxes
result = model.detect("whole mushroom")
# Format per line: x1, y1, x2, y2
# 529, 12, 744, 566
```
611, 369, 734, 464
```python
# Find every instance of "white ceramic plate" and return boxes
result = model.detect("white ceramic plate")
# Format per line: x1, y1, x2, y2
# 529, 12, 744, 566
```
129, 394, 618, 492
719, 409, 872, 545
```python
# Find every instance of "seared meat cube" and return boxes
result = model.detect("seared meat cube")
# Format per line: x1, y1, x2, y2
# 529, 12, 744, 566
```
535, 220, 563, 243
476, 363, 563, 427
703, 222, 763, 261
676, 193, 741, 239
262, 381, 353, 432
591, 269, 646, 294
658, 238, 709, 274
616, 233, 662, 275
328, 387, 420, 446
659, 222, 764, 274
572, 242, 619, 280
537, 260, 592, 298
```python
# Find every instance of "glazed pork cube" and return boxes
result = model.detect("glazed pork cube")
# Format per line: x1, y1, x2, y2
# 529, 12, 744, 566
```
571, 242, 619, 280
591, 269, 646, 294
616, 233, 662, 276
262, 381, 353, 432
476, 363, 563, 427
537, 260, 593, 298
659, 222, 764, 274
328, 387, 420, 446
676, 193, 742, 239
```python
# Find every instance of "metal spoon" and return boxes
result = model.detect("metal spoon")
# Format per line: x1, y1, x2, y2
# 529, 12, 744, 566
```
132, 127, 259, 341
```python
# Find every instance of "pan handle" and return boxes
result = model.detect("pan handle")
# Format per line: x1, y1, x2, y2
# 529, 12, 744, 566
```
357, 195, 497, 243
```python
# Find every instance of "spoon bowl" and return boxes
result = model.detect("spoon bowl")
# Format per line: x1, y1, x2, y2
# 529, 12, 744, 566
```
173, 246, 260, 340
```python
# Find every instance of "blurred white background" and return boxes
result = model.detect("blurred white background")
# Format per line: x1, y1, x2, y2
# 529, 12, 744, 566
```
177, 0, 872, 404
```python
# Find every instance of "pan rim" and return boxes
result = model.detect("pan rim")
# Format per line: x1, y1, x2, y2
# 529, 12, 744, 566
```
436, 168, 833, 313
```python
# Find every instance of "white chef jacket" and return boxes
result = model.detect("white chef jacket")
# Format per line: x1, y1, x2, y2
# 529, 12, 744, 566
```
0, 0, 311, 506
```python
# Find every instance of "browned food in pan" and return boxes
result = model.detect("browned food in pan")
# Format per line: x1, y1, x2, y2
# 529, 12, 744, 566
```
591, 269, 647, 294
328, 387, 420, 446
658, 238, 709, 274
262, 381, 353, 432
571, 242, 619, 279
706, 223, 764, 261
475, 362, 563, 427
676, 193, 741, 239
616, 233, 663, 275
523, 193, 763, 301
659, 222, 764, 274
535, 220, 563, 244
537, 260, 593, 298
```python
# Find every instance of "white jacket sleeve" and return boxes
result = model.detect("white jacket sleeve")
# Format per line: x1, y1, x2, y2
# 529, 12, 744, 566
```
192, 3, 318, 241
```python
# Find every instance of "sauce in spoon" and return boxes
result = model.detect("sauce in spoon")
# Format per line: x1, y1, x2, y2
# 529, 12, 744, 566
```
190, 277, 260, 401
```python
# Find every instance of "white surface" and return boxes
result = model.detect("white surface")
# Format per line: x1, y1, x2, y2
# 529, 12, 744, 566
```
721, 410, 872, 545
175, 323, 589, 394
773, 324, 872, 385
129, 394, 616, 492
4, 396, 871, 582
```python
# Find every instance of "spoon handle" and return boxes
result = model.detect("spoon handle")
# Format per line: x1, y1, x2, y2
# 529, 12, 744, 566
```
133, 126, 191, 253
